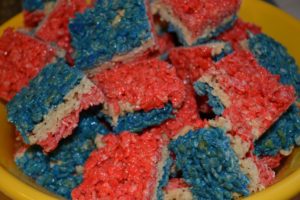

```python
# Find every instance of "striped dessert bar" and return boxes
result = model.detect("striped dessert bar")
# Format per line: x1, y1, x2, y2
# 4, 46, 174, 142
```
15, 115, 109, 199
0, 28, 55, 101
72, 130, 171, 200
69, 0, 156, 70
7, 60, 104, 152
152, 0, 241, 45
194, 50, 296, 145
91, 59, 186, 133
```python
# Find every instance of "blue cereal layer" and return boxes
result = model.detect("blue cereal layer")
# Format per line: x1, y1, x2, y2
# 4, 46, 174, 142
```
23, 0, 44, 12
69, 0, 153, 70
212, 41, 233, 62
23, 0, 56, 12
248, 33, 300, 96
194, 82, 225, 115
169, 128, 250, 200
248, 33, 300, 156
169, 15, 237, 46
15, 116, 109, 199
7, 60, 83, 143
102, 103, 174, 133
157, 157, 173, 200
254, 104, 300, 156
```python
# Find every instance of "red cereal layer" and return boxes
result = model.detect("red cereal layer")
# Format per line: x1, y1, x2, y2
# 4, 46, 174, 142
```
251, 155, 276, 187
0, 28, 55, 101
212, 51, 295, 141
72, 131, 168, 200
164, 178, 190, 191
157, 0, 240, 40
91, 59, 186, 115
156, 33, 176, 55
168, 46, 214, 83
259, 154, 283, 169
24, 10, 46, 28
36, 0, 88, 58
217, 19, 262, 50
160, 85, 205, 139
37, 86, 104, 153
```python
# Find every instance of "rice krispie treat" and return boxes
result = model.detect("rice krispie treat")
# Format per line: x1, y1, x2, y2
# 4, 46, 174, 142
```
245, 34, 300, 157
152, 0, 241, 45
216, 19, 262, 50
168, 42, 232, 83
69, 0, 156, 70
169, 128, 250, 200
72, 130, 171, 200
194, 51, 296, 143
35, 0, 89, 61
15, 115, 109, 199
91, 59, 186, 133
160, 84, 205, 139
7, 60, 104, 152
0, 28, 55, 101
22, 0, 56, 28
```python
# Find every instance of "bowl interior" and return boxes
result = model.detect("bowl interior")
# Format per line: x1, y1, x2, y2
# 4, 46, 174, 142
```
0, 0, 300, 199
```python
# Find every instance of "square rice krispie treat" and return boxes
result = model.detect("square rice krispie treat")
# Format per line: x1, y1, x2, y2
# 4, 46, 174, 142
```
0, 28, 55, 101
69, 0, 156, 70
152, 0, 241, 45
194, 50, 296, 144
7, 60, 104, 152
91, 59, 186, 133
15, 115, 109, 199
72, 130, 171, 200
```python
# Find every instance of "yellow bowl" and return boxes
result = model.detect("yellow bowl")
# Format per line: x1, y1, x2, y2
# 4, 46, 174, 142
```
1, 0, 300, 199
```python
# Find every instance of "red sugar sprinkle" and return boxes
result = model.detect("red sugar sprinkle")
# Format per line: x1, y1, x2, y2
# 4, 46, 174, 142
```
217, 19, 262, 50
0, 28, 55, 101
91, 59, 186, 116
36, 0, 89, 57
72, 131, 168, 200
168, 45, 214, 83
158, 0, 241, 42
211, 50, 295, 141
37, 86, 104, 153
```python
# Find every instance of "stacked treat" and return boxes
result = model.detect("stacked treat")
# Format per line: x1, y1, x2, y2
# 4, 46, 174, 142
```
0, 0, 299, 199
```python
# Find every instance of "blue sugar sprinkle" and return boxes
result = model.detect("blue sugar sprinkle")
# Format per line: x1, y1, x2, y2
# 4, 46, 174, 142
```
102, 103, 174, 133
254, 104, 300, 156
194, 82, 225, 116
248, 33, 300, 156
7, 60, 83, 143
169, 128, 250, 200
69, 0, 153, 70
168, 15, 237, 46
15, 116, 109, 199
157, 157, 173, 200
